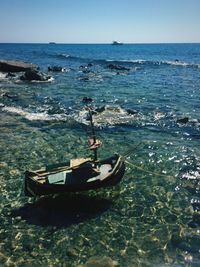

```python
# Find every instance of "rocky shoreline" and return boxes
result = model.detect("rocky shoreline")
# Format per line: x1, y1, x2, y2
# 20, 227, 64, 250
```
1, 59, 199, 127
0, 59, 53, 82
0, 59, 38, 72
0, 58, 132, 82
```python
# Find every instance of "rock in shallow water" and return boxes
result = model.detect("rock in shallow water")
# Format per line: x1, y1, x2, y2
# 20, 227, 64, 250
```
76, 256, 118, 267
107, 63, 130, 71
177, 117, 189, 124
0, 59, 38, 72
20, 70, 52, 82
48, 66, 66, 72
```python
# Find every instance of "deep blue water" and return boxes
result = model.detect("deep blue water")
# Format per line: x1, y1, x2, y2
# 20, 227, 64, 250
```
0, 43, 200, 266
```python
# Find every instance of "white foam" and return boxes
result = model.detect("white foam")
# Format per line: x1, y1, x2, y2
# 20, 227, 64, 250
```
2, 106, 68, 121
182, 171, 200, 180
0, 72, 7, 80
164, 60, 189, 67
29, 77, 55, 83
76, 105, 139, 126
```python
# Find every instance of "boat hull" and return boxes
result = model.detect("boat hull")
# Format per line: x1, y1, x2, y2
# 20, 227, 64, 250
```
25, 155, 125, 197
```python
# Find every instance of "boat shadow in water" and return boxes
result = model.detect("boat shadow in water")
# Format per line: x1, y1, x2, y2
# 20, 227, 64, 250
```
11, 194, 112, 228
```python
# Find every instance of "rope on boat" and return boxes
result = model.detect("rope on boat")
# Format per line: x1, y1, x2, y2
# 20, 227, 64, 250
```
122, 142, 143, 159
119, 142, 175, 179
125, 160, 174, 179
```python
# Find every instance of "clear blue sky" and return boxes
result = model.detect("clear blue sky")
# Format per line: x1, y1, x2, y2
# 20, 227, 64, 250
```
0, 0, 200, 43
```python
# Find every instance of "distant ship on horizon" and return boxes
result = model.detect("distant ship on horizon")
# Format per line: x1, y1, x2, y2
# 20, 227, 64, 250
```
49, 42, 56, 44
112, 40, 123, 45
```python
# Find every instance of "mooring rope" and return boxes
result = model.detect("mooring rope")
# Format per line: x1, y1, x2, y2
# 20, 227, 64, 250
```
125, 159, 174, 179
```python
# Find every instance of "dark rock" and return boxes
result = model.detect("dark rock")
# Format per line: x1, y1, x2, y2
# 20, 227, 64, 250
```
82, 69, 91, 74
48, 66, 65, 72
95, 106, 106, 114
79, 65, 87, 69
82, 97, 93, 103
94, 105, 124, 114
107, 63, 130, 71
79, 76, 90, 81
171, 234, 200, 253
2, 92, 18, 101
6, 72, 16, 78
88, 63, 93, 67
66, 248, 78, 257
79, 65, 91, 73
106, 106, 122, 113
126, 109, 138, 115
0, 59, 38, 72
188, 213, 200, 228
0, 103, 5, 108
177, 117, 189, 124
20, 70, 52, 82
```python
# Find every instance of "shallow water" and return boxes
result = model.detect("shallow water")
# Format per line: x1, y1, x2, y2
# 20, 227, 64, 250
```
0, 43, 200, 266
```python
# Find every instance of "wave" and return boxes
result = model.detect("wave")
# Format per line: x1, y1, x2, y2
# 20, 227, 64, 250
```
41, 51, 84, 62
2, 106, 69, 121
94, 59, 200, 69
75, 105, 142, 127
0, 72, 8, 80
62, 55, 200, 69
55, 53, 88, 62
28, 76, 55, 83
55, 53, 71, 59
162, 60, 200, 68
0, 103, 178, 128
44, 51, 200, 69
1, 104, 142, 127
2, 104, 199, 137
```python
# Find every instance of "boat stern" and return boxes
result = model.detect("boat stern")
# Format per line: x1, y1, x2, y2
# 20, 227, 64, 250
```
24, 171, 36, 197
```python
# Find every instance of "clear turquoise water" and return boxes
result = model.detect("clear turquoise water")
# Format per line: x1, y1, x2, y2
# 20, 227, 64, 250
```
0, 43, 200, 266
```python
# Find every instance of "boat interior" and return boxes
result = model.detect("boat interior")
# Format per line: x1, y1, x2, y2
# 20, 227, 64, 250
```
27, 156, 119, 185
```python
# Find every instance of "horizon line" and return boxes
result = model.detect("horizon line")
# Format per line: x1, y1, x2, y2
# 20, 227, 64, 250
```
0, 41, 200, 45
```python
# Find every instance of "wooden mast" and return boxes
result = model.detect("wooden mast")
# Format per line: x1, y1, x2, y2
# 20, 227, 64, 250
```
88, 108, 98, 162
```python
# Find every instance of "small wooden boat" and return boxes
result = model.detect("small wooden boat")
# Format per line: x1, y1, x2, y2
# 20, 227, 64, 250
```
24, 108, 125, 197
25, 154, 125, 196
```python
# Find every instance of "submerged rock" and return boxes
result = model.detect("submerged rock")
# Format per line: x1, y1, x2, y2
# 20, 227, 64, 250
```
126, 109, 138, 115
79, 76, 90, 81
177, 117, 189, 124
66, 248, 78, 257
78, 104, 140, 126
95, 106, 106, 114
0, 59, 38, 72
77, 256, 118, 267
188, 213, 200, 228
20, 69, 52, 81
48, 66, 65, 72
79, 65, 91, 73
95, 105, 123, 114
2, 92, 19, 101
82, 97, 93, 103
107, 63, 130, 71
6, 72, 16, 78
177, 117, 200, 125
171, 234, 200, 253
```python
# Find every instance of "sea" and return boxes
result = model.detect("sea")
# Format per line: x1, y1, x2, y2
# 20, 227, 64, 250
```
0, 43, 200, 267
